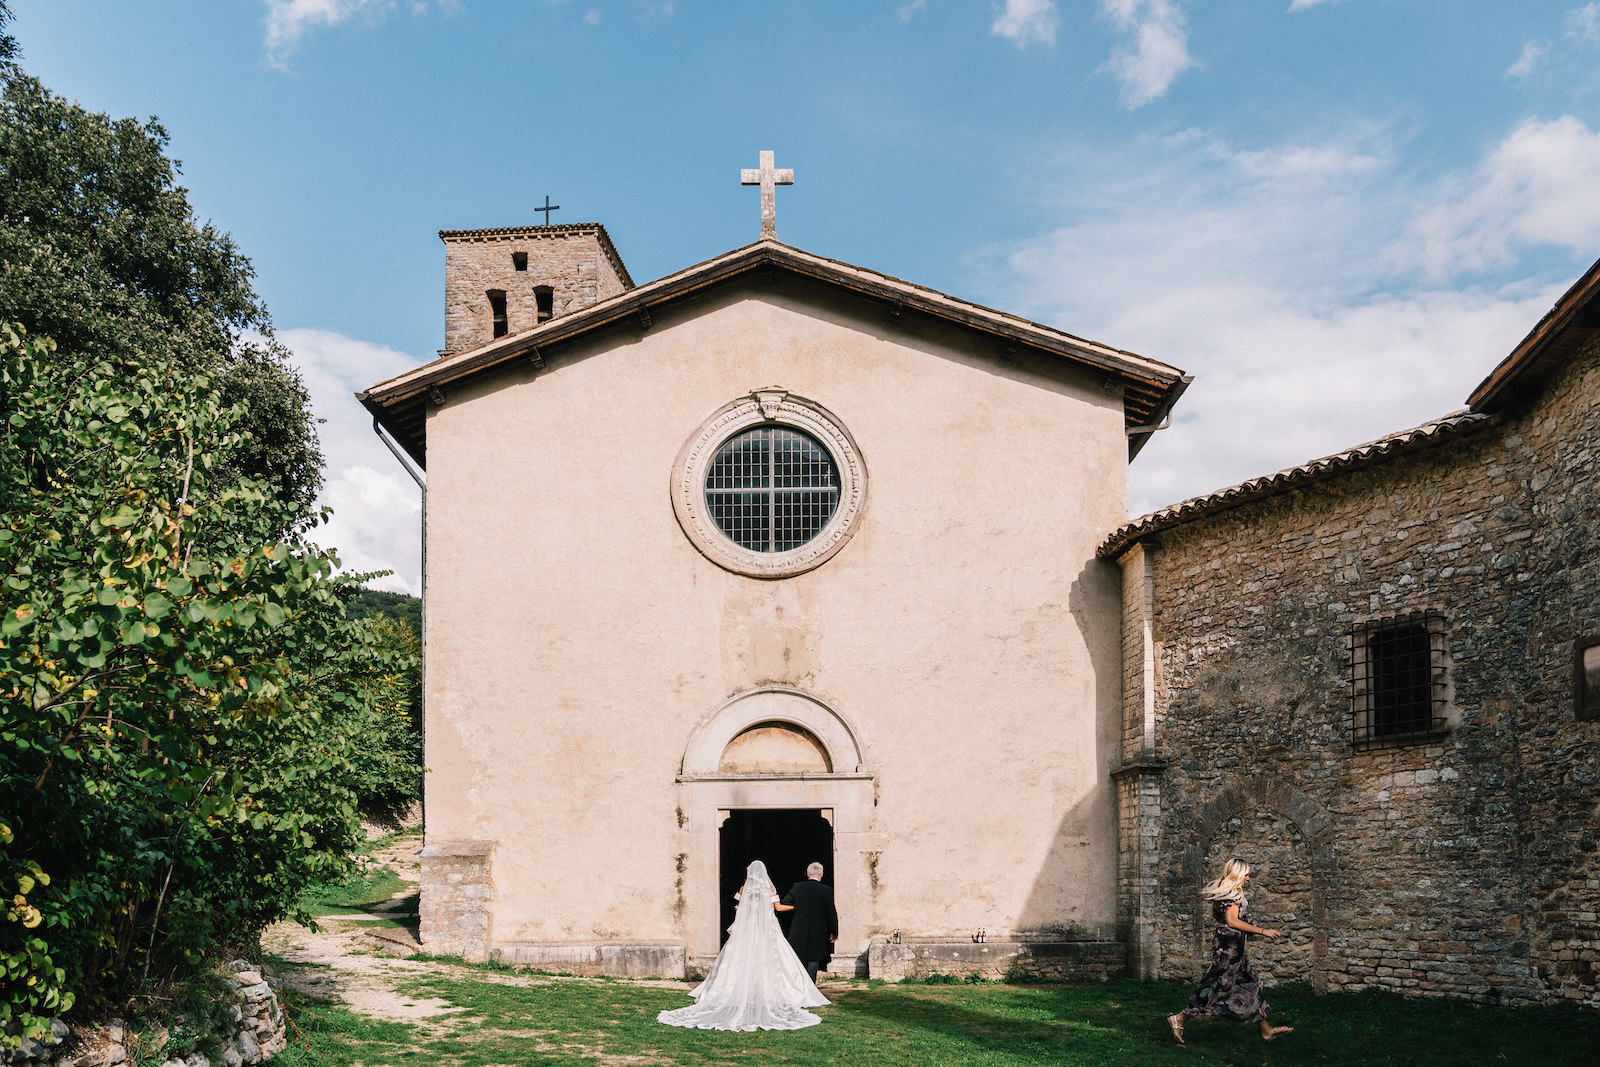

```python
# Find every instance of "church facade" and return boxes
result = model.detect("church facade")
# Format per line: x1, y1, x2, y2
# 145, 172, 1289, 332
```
362, 217, 1599, 1006
361, 223, 1188, 978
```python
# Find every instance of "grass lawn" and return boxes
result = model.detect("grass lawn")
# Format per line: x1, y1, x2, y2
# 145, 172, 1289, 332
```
298, 864, 410, 916
268, 968, 1598, 1066
296, 830, 420, 919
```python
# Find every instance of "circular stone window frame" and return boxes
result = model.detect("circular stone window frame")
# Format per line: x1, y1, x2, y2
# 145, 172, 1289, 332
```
672, 389, 868, 579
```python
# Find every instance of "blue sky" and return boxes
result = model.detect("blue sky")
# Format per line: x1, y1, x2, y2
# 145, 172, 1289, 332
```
11, 1, 1600, 593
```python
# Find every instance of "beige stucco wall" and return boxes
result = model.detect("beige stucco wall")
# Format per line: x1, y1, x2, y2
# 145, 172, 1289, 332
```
422, 278, 1128, 967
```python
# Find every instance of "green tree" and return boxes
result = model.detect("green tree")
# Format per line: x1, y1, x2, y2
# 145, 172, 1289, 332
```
348, 588, 422, 642
351, 615, 423, 827
345, 592, 423, 825
0, 325, 415, 1043
0, 69, 321, 521
0, 4, 17, 73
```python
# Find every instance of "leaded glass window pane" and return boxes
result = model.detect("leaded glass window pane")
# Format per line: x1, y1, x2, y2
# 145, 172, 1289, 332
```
706, 427, 840, 552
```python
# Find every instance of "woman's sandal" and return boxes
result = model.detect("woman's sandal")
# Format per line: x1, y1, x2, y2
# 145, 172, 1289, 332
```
1166, 1014, 1185, 1045
1261, 1025, 1294, 1042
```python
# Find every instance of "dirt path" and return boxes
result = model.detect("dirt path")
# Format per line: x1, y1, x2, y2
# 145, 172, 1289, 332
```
260, 831, 468, 1034
260, 831, 689, 1040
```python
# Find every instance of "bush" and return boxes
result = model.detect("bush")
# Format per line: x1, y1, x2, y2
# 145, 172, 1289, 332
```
0, 325, 418, 1044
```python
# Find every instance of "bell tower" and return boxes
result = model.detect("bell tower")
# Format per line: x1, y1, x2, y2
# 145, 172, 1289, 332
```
439, 222, 633, 355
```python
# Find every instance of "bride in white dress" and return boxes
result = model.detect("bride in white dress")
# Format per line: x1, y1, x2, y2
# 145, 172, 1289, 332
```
657, 859, 829, 1031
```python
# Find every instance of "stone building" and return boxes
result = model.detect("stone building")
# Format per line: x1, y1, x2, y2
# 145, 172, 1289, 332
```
362, 198, 1598, 1005
360, 219, 1189, 978
1102, 257, 1600, 1006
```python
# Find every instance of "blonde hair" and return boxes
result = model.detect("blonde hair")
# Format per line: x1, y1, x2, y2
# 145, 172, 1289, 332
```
1201, 858, 1251, 902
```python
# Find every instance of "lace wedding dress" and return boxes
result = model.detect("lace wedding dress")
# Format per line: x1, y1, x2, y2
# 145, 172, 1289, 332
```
657, 860, 829, 1031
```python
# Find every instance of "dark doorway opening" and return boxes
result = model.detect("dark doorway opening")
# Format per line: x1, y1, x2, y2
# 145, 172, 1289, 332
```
718, 809, 833, 945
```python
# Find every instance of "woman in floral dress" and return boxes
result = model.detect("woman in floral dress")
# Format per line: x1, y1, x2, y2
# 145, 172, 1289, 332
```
1166, 858, 1293, 1045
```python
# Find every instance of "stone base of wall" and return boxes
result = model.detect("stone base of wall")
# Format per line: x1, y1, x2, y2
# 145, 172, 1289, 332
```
419, 840, 494, 961
685, 952, 867, 980
490, 942, 685, 978
867, 940, 1126, 982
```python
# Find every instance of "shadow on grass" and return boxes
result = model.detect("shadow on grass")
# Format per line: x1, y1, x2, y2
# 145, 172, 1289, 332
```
834, 979, 1600, 1067
371, 890, 421, 940
299, 863, 409, 916
266, 958, 1600, 1067
831, 980, 1189, 1065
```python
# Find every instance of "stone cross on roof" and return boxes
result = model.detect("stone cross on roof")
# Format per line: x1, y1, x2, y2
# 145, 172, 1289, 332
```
740, 150, 793, 240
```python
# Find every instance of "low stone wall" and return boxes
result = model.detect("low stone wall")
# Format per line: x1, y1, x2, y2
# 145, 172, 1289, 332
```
2, 961, 286, 1067
867, 940, 1126, 982
491, 942, 685, 978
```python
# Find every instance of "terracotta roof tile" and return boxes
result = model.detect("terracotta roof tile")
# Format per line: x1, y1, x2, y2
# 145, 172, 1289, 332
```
1097, 411, 1494, 559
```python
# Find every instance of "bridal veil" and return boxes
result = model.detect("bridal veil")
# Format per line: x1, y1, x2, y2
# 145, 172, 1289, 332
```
657, 859, 828, 1031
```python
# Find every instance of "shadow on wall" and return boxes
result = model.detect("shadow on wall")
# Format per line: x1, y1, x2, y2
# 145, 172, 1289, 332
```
1012, 557, 1122, 941
1013, 795, 1118, 940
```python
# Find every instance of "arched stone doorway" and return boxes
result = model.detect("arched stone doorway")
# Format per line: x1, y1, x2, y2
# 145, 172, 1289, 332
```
1183, 775, 1334, 991
678, 687, 875, 973
1201, 811, 1316, 986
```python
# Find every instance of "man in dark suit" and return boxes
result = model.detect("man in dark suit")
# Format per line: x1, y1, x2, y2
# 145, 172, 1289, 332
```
779, 861, 838, 983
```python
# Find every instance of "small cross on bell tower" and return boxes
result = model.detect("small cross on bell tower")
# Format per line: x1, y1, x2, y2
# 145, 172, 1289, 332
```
740, 150, 794, 240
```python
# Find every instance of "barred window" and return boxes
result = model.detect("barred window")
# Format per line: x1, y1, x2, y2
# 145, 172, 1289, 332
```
1578, 637, 1600, 721
1350, 614, 1448, 744
706, 427, 840, 553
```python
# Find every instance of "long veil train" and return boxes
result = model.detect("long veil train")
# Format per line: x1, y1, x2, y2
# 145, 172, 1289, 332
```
657, 859, 828, 1031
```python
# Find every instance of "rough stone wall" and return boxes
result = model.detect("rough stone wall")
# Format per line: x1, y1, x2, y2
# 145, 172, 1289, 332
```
1121, 330, 1600, 1006
419, 841, 495, 960
442, 226, 630, 354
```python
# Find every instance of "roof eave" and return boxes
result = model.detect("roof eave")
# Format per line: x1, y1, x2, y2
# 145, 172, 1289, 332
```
1127, 373, 1193, 461
1098, 412, 1497, 559
1469, 255, 1600, 413
362, 240, 1191, 465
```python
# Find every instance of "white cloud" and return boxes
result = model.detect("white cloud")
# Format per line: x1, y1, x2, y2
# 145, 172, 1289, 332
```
278, 328, 424, 594
992, 0, 1058, 49
1099, 0, 1196, 108
1287, 0, 1335, 11
262, 0, 454, 68
584, 9, 601, 25
1567, 2, 1600, 43
983, 122, 1574, 517
1505, 40, 1549, 79
899, 0, 928, 22
1394, 115, 1600, 283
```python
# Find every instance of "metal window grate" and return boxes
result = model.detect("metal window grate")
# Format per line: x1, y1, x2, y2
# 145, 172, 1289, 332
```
706, 427, 840, 552
1349, 615, 1446, 743
1578, 637, 1600, 721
